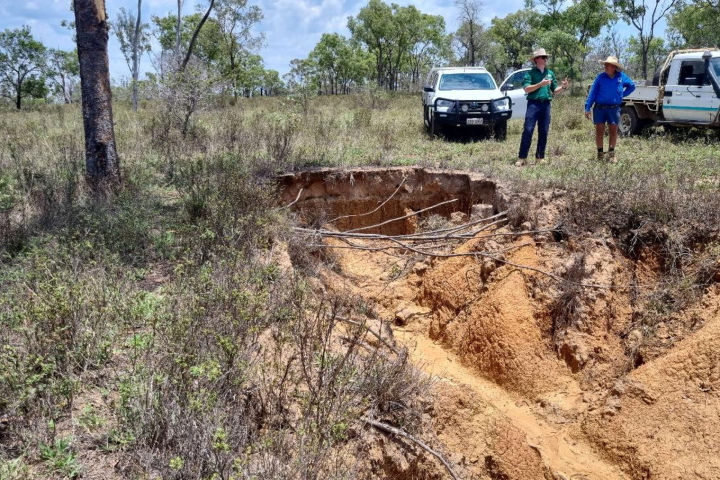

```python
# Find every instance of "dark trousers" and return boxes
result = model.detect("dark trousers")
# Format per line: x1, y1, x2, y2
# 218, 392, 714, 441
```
518, 100, 551, 159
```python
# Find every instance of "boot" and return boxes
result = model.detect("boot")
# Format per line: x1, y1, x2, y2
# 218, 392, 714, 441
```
607, 149, 616, 163
596, 150, 604, 161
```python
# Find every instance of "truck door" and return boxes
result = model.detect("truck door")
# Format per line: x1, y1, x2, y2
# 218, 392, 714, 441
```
663, 59, 719, 123
500, 69, 529, 120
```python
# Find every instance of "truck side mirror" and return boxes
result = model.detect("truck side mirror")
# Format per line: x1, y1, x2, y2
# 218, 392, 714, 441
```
423, 85, 434, 93
502, 83, 513, 92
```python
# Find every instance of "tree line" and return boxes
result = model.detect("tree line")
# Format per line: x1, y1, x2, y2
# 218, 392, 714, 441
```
0, 0, 273, 110
1, 0, 719, 110
289, 0, 720, 94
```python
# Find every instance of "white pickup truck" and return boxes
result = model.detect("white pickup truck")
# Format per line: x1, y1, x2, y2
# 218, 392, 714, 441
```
422, 67, 512, 139
619, 49, 720, 135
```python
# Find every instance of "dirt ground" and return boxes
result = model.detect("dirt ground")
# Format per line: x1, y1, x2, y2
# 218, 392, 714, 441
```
284, 167, 720, 480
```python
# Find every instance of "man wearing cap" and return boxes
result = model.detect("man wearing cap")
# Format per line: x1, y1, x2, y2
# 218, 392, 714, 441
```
516, 48, 569, 166
585, 56, 635, 162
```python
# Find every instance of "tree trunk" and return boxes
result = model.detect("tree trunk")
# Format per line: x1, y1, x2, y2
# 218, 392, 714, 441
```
181, 0, 215, 71
131, 0, 142, 111
15, 79, 21, 109
74, 0, 121, 188
176, 0, 182, 56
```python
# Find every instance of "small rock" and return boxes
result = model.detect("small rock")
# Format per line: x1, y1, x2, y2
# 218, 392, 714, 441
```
521, 221, 533, 230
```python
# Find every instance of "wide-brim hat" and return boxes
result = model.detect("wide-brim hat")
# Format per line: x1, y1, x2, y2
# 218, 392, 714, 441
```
600, 55, 623, 71
530, 48, 548, 61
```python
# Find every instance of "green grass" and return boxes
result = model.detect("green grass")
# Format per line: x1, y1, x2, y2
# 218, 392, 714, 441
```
0, 92, 718, 478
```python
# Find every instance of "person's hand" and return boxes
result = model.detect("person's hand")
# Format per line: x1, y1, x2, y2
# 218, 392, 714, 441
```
561, 77, 569, 89
584, 111, 592, 119
539, 78, 551, 87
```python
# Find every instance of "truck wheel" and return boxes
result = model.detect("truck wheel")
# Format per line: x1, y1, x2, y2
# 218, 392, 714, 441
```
493, 120, 507, 141
619, 107, 639, 136
423, 106, 431, 132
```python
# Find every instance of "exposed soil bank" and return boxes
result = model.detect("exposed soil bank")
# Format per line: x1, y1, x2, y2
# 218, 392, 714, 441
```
279, 167, 499, 235
284, 167, 720, 480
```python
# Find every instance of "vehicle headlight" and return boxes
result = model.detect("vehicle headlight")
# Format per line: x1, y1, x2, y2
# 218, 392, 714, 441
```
493, 98, 510, 111
435, 99, 455, 112
481, 103, 489, 112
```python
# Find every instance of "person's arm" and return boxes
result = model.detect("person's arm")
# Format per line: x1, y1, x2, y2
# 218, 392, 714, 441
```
523, 71, 551, 94
584, 76, 599, 118
622, 72, 636, 97
585, 76, 599, 112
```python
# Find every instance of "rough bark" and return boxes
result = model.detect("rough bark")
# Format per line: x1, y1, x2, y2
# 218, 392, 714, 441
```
15, 79, 21, 109
74, 0, 121, 188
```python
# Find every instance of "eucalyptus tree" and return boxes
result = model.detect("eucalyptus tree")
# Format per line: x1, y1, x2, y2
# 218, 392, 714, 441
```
214, 0, 264, 98
613, 0, 679, 79
114, 1, 151, 111
73, 0, 121, 188
667, 0, 720, 48
0, 26, 47, 109
455, 0, 483, 66
348, 0, 449, 90
46, 48, 79, 104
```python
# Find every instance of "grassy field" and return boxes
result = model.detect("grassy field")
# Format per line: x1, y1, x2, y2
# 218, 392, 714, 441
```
0, 92, 719, 478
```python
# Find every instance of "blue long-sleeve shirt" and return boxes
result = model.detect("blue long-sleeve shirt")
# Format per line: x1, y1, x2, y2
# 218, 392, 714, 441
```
585, 71, 636, 112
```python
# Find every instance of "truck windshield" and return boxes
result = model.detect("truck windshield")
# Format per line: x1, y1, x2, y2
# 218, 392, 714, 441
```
438, 73, 495, 90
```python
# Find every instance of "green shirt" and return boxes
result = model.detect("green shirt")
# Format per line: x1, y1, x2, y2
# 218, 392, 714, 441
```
522, 67, 558, 101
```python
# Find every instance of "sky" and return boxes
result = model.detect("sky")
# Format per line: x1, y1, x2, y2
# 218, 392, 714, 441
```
0, 0, 534, 84
1, 0, 663, 85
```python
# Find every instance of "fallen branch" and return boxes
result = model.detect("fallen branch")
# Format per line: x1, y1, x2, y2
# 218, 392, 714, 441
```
328, 176, 407, 224
280, 187, 304, 209
344, 198, 459, 233
362, 417, 461, 480
339, 317, 403, 356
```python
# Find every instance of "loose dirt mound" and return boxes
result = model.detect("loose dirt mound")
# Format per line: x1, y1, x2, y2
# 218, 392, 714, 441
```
283, 167, 720, 480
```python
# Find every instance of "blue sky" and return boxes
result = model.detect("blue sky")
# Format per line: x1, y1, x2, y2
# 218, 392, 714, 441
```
0, 0, 649, 84
0, 0, 529, 83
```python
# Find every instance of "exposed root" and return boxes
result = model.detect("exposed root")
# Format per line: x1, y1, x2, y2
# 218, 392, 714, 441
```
362, 416, 462, 480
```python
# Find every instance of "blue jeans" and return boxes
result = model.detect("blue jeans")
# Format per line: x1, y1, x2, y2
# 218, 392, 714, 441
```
518, 100, 551, 159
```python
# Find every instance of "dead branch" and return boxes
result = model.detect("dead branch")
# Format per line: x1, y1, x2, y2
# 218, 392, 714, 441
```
339, 317, 403, 356
280, 187, 304, 209
401, 210, 508, 238
328, 176, 407, 224
344, 198, 459, 233
362, 417, 462, 480
293, 210, 508, 243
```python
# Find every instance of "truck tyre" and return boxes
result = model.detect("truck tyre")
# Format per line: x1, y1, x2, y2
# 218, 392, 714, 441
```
493, 120, 507, 141
619, 106, 639, 136
423, 106, 431, 132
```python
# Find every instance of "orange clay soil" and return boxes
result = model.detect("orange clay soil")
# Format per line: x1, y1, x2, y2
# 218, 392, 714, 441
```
284, 167, 720, 480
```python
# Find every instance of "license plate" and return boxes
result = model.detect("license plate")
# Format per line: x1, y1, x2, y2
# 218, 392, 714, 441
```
466, 118, 484, 125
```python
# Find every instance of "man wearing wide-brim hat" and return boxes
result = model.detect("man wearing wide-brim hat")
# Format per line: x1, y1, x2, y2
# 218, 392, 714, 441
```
516, 48, 569, 166
584, 56, 636, 162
